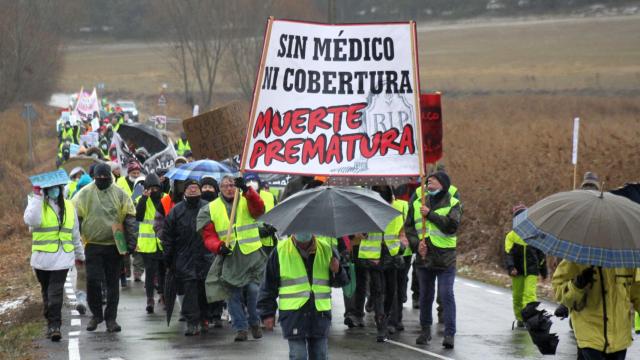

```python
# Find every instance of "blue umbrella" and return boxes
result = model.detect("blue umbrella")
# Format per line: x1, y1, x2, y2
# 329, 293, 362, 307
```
165, 159, 236, 182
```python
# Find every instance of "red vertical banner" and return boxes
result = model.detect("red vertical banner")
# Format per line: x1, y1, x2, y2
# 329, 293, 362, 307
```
420, 92, 443, 166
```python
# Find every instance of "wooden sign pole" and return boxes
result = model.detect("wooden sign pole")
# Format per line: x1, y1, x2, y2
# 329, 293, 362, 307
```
225, 17, 275, 245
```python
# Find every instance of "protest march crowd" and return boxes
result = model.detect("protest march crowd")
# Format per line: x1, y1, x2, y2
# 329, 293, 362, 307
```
22, 19, 640, 360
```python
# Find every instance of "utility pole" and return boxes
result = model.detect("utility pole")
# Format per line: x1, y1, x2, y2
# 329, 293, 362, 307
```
328, 0, 336, 24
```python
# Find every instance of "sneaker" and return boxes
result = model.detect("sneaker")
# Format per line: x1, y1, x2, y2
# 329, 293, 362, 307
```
106, 320, 122, 333
212, 318, 223, 328
234, 330, 248, 342
443, 335, 454, 349
376, 327, 388, 342
146, 298, 155, 314
185, 323, 200, 336
76, 303, 87, 315
415, 326, 431, 345
50, 328, 61, 342
250, 324, 263, 339
344, 314, 357, 328
86, 317, 103, 331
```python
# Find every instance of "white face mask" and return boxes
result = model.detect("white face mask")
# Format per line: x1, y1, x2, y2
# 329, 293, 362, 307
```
247, 180, 259, 191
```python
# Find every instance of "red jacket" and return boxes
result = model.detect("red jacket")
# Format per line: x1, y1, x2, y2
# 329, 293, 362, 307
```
202, 187, 265, 254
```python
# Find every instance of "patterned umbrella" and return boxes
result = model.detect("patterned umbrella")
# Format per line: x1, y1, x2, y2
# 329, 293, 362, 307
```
514, 190, 640, 268
165, 159, 236, 182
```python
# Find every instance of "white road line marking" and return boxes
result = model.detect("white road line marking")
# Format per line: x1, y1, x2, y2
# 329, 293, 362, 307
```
70, 310, 80, 316
67, 294, 77, 300
463, 283, 481, 288
486, 290, 504, 295
65, 283, 73, 288
386, 339, 456, 360
65, 288, 75, 294
68, 337, 80, 360
68, 331, 81, 337
71, 318, 81, 326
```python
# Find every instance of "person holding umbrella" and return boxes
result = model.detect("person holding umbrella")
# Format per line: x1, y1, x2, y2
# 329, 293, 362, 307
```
258, 233, 348, 360
161, 179, 212, 336
198, 175, 266, 341
404, 171, 461, 349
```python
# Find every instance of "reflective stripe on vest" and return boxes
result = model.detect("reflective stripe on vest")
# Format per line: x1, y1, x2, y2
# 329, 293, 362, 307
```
137, 197, 162, 253
413, 194, 459, 249
32, 200, 75, 253
277, 238, 331, 311
259, 190, 276, 247
358, 199, 407, 259
209, 197, 262, 255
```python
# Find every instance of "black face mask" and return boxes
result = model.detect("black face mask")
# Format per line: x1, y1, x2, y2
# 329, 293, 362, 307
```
185, 195, 201, 208
171, 191, 183, 203
150, 191, 163, 202
95, 177, 112, 190
201, 191, 217, 202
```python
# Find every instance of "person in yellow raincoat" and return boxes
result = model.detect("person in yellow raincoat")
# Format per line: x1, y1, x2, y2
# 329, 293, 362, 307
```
552, 260, 640, 359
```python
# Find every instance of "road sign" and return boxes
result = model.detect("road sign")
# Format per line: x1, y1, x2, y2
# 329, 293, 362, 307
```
158, 94, 167, 106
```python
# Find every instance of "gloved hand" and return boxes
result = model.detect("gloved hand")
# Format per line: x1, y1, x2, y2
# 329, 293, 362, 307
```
234, 177, 248, 193
219, 244, 232, 256
259, 224, 277, 238
573, 267, 595, 289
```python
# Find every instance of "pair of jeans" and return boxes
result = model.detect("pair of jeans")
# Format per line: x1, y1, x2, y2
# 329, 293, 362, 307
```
182, 280, 209, 326
141, 253, 164, 299
35, 269, 69, 328
228, 282, 259, 331
417, 265, 456, 336
86, 244, 123, 321
288, 337, 328, 360
578, 348, 627, 360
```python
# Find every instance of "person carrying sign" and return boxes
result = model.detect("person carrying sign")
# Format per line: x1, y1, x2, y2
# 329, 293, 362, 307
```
73, 163, 137, 333
24, 181, 85, 342
198, 175, 266, 342
354, 185, 409, 342
404, 171, 461, 349
258, 233, 348, 360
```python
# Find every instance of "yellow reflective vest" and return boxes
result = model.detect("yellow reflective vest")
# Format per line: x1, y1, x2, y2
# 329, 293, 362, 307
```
209, 197, 262, 255
137, 197, 162, 253
413, 189, 459, 248
259, 190, 276, 247
277, 237, 331, 311
116, 176, 133, 198
359, 199, 408, 260
32, 200, 75, 253
176, 139, 191, 156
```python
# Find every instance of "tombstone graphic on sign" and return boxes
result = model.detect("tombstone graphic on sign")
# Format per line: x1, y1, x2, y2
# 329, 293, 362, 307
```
332, 89, 414, 174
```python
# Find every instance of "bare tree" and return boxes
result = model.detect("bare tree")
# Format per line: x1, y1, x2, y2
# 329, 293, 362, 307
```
159, 0, 232, 109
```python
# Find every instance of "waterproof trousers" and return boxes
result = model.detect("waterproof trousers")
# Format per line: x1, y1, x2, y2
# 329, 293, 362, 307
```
35, 269, 69, 329
86, 244, 122, 322
511, 275, 537, 321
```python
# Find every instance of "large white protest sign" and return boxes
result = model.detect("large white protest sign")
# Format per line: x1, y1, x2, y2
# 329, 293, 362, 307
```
73, 88, 101, 123
243, 19, 422, 177
142, 141, 177, 175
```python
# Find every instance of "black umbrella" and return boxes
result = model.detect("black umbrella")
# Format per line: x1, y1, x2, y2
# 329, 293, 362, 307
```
259, 186, 401, 238
164, 269, 177, 326
521, 302, 559, 355
117, 123, 167, 154
611, 183, 640, 204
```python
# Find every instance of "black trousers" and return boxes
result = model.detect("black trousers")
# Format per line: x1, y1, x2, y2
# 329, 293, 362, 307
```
141, 253, 164, 299
354, 266, 397, 322
35, 269, 69, 328
578, 348, 627, 360
86, 244, 123, 321
391, 256, 412, 325
347, 263, 369, 318
182, 279, 209, 325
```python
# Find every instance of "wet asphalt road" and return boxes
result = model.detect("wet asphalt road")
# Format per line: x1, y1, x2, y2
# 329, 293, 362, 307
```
37, 269, 640, 360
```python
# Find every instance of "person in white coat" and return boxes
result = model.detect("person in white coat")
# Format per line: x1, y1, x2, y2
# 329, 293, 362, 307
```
24, 184, 85, 342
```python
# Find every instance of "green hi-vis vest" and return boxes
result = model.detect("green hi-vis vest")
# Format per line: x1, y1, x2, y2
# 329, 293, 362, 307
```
32, 200, 75, 253
61, 128, 74, 142
67, 181, 78, 199
277, 237, 332, 311
316, 236, 337, 250
413, 191, 459, 249
116, 176, 133, 198
359, 199, 408, 260
449, 184, 458, 198
209, 197, 262, 255
137, 197, 162, 253
176, 139, 191, 156
259, 190, 276, 247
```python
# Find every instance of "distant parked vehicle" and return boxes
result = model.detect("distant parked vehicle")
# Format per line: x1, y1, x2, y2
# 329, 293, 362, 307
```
116, 100, 139, 122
